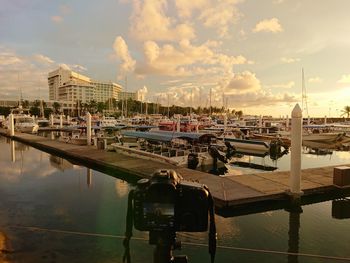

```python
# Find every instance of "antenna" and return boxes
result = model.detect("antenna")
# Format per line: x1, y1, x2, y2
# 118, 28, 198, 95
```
301, 68, 309, 116
209, 87, 212, 116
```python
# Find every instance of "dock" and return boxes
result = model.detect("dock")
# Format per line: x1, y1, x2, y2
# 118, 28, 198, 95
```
1, 128, 350, 215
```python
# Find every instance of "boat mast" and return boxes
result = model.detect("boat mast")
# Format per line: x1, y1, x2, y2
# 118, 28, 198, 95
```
302, 68, 309, 116
209, 87, 212, 116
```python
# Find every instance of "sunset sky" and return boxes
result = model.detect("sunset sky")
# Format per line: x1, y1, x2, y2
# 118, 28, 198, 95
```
1, 0, 350, 117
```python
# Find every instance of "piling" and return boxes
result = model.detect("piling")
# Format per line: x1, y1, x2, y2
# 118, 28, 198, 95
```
177, 116, 180, 132
289, 104, 303, 197
50, 114, 54, 127
86, 112, 92, 146
60, 114, 63, 128
8, 113, 14, 136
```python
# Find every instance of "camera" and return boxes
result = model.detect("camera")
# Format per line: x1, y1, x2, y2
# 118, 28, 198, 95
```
123, 169, 217, 263
133, 169, 209, 232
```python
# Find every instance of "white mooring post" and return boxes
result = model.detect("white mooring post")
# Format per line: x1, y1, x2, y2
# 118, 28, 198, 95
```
8, 113, 15, 136
86, 112, 92, 146
324, 115, 327, 125
177, 115, 180, 132
290, 104, 303, 196
307, 116, 310, 126
50, 114, 54, 127
60, 114, 63, 128
286, 115, 289, 130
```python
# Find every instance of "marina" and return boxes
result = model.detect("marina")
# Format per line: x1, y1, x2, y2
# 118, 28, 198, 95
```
1, 134, 350, 263
1, 127, 350, 212
2, 2, 350, 261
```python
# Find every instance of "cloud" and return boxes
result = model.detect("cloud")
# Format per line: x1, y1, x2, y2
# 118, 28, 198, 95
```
0, 47, 63, 100
223, 71, 261, 94
267, 81, 295, 89
134, 39, 251, 77
198, 0, 242, 38
113, 36, 136, 77
129, 0, 195, 42
51, 15, 63, 23
137, 85, 148, 100
337, 74, 350, 84
33, 54, 54, 64
253, 18, 283, 33
281, 57, 300, 64
308, 77, 323, 83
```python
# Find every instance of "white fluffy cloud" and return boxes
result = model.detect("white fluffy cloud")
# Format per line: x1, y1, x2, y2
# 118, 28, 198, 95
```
134, 39, 251, 77
223, 71, 261, 94
129, 0, 195, 42
0, 47, 56, 100
113, 36, 136, 77
253, 18, 283, 33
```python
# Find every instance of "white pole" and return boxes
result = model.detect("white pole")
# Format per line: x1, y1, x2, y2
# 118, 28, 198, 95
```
259, 115, 262, 133
8, 113, 15, 136
86, 112, 92, 145
67, 115, 70, 125
177, 115, 180, 132
286, 115, 289, 130
60, 114, 63, 128
224, 114, 227, 132
324, 115, 327, 125
290, 104, 303, 195
50, 114, 54, 127
307, 116, 310, 125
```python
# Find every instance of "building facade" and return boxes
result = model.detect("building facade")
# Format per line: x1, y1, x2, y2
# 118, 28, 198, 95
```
48, 67, 124, 111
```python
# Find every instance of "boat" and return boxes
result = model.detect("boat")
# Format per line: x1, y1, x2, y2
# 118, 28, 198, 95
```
4, 106, 39, 134
302, 132, 345, 143
222, 137, 270, 156
110, 131, 227, 169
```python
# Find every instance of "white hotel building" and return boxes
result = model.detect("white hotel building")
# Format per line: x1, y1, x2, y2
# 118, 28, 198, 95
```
48, 67, 123, 111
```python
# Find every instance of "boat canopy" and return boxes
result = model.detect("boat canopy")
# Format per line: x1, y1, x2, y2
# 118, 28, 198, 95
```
121, 130, 216, 143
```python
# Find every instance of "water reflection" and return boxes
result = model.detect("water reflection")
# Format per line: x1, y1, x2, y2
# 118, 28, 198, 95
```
287, 206, 303, 263
10, 140, 15, 163
87, 168, 92, 188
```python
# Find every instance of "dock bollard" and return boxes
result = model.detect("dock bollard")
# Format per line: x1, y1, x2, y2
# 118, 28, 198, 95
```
86, 112, 92, 146
289, 104, 303, 197
8, 113, 15, 136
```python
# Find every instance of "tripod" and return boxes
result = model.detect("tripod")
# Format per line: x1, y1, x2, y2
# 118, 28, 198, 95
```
149, 230, 188, 263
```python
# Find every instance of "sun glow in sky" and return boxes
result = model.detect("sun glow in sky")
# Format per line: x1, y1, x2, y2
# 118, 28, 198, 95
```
1, 0, 350, 117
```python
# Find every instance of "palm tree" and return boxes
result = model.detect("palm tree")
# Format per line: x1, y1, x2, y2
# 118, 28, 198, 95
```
341, 106, 350, 118
52, 102, 61, 114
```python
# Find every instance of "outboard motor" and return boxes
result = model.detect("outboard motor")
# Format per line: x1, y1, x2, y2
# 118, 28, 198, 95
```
209, 146, 227, 164
224, 141, 237, 159
188, 152, 199, 169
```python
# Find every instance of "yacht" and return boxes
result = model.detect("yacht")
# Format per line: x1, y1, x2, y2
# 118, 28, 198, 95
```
5, 106, 39, 134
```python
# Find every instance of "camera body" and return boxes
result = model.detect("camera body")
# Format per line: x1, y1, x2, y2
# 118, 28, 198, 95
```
133, 169, 209, 232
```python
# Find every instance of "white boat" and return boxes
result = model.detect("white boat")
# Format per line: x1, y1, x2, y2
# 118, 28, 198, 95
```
222, 137, 270, 156
110, 131, 226, 168
302, 132, 345, 143
4, 106, 39, 134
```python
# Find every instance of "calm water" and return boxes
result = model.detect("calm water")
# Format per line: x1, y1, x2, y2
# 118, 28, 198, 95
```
1, 136, 350, 263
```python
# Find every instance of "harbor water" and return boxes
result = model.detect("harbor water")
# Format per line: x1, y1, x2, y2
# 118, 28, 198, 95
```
1, 136, 350, 262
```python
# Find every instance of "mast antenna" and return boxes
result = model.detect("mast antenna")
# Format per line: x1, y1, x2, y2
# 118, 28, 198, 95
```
302, 68, 309, 116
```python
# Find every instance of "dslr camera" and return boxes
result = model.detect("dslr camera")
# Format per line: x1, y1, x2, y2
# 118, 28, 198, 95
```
133, 169, 210, 232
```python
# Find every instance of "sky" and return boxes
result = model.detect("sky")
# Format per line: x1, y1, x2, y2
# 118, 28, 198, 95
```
1, 0, 350, 117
